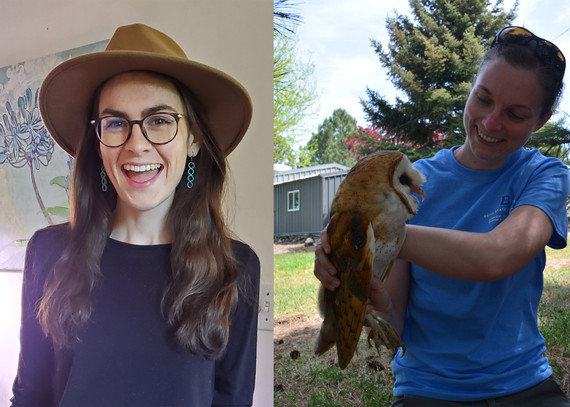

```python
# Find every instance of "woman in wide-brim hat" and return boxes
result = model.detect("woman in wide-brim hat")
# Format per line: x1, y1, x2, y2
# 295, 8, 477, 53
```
11, 23, 260, 407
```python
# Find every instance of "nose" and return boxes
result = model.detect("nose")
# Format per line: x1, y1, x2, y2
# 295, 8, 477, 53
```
482, 109, 502, 131
124, 123, 152, 152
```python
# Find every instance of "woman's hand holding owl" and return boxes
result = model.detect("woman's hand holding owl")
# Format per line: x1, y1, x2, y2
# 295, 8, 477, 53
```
314, 227, 405, 333
314, 228, 339, 291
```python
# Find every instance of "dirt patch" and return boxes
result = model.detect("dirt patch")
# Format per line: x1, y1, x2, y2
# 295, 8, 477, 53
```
545, 259, 570, 270
274, 312, 321, 348
274, 243, 316, 255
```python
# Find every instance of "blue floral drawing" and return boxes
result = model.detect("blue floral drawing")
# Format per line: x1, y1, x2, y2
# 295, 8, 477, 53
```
0, 39, 108, 270
0, 87, 56, 224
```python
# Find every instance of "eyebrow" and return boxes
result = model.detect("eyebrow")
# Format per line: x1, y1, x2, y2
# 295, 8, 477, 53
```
99, 104, 178, 118
477, 86, 532, 111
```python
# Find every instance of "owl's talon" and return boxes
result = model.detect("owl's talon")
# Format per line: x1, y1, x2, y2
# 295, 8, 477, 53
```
365, 311, 405, 359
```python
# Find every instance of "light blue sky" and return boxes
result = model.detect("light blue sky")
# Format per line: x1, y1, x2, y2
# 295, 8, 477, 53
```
294, 0, 570, 145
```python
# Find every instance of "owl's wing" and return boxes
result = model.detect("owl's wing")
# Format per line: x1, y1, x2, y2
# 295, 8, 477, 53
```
327, 211, 374, 369
370, 212, 407, 282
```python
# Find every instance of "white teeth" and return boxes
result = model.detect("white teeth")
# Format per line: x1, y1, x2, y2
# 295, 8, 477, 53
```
478, 129, 500, 143
123, 164, 161, 172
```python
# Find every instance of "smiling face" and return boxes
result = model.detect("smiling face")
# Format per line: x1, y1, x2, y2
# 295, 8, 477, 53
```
457, 58, 551, 170
98, 71, 198, 218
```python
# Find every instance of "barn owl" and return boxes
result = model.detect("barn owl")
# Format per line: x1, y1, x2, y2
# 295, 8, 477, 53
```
314, 151, 425, 369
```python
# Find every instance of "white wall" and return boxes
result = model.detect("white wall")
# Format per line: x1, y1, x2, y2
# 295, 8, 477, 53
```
0, 272, 23, 406
0, 1, 273, 406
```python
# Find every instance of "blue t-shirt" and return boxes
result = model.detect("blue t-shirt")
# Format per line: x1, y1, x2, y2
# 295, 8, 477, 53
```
392, 146, 569, 401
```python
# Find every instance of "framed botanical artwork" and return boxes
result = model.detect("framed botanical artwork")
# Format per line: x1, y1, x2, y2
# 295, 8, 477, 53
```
0, 39, 108, 270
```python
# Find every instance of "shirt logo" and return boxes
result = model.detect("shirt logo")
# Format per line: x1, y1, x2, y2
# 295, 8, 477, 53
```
483, 195, 512, 225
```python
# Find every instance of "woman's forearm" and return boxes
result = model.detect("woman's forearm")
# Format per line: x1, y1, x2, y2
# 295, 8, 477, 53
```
398, 205, 553, 281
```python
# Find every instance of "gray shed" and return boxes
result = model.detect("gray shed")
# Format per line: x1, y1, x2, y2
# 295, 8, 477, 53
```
274, 164, 349, 237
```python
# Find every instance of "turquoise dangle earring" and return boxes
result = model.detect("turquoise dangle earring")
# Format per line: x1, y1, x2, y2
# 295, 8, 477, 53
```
100, 165, 108, 192
186, 157, 195, 189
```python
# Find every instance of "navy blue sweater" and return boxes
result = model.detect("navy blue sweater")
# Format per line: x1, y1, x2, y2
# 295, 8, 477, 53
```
11, 224, 260, 407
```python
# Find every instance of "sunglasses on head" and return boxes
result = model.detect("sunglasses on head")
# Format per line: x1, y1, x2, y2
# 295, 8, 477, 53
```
491, 26, 566, 74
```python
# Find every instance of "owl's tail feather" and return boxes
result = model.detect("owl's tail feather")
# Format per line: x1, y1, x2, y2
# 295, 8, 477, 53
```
314, 285, 337, 356
314, 322, 336, 356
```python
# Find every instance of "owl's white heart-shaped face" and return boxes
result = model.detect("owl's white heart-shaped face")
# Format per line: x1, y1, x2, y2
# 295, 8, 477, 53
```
390, 153, 426, 217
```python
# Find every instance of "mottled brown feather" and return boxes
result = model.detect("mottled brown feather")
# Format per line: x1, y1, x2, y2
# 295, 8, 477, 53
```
314, 211, 374, 368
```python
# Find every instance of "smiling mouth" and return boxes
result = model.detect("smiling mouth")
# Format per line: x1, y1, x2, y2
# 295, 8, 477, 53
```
122, 163, 163, 183
477, 127, 501, 143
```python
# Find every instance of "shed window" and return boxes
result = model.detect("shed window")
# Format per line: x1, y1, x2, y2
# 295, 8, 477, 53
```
288, 190, 300, 212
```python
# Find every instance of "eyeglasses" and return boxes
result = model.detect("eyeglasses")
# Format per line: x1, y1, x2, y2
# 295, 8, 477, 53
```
91, 112, 184, 147
491, 26, 566, 74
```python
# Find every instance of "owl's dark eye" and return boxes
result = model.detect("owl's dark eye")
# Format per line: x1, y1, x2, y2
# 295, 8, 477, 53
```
399, 174, 411, 186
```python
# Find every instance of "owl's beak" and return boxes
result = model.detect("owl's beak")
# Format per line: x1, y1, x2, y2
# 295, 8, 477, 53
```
411, 185, 425, 200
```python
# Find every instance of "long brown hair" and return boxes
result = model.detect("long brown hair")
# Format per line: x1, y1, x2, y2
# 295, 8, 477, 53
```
38, 72, 238, 359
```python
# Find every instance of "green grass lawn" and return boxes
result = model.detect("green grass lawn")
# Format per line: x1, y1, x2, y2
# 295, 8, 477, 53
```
274, 251, 319, 315
274, 246, 570, 406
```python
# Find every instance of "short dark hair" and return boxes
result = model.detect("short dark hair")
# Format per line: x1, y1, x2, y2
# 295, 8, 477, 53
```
479, 43, 564, 118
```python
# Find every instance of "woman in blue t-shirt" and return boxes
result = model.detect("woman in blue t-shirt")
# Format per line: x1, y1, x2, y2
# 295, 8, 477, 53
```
315, 26, 569, 406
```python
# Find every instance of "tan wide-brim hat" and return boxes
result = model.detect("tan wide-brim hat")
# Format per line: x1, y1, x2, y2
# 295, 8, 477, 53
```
39, 23, 252, 157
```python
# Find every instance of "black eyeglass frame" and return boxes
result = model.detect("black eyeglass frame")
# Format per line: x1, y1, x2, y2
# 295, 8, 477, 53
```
91, 112, 185, 148
491, 26, 566, 74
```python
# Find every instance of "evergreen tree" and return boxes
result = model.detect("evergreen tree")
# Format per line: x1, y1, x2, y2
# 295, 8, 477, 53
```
362, 0, 517, 147
307, 108, 358, 166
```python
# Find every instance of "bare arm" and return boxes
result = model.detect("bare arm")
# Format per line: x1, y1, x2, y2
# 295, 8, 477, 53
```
399, 205, 553, 281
